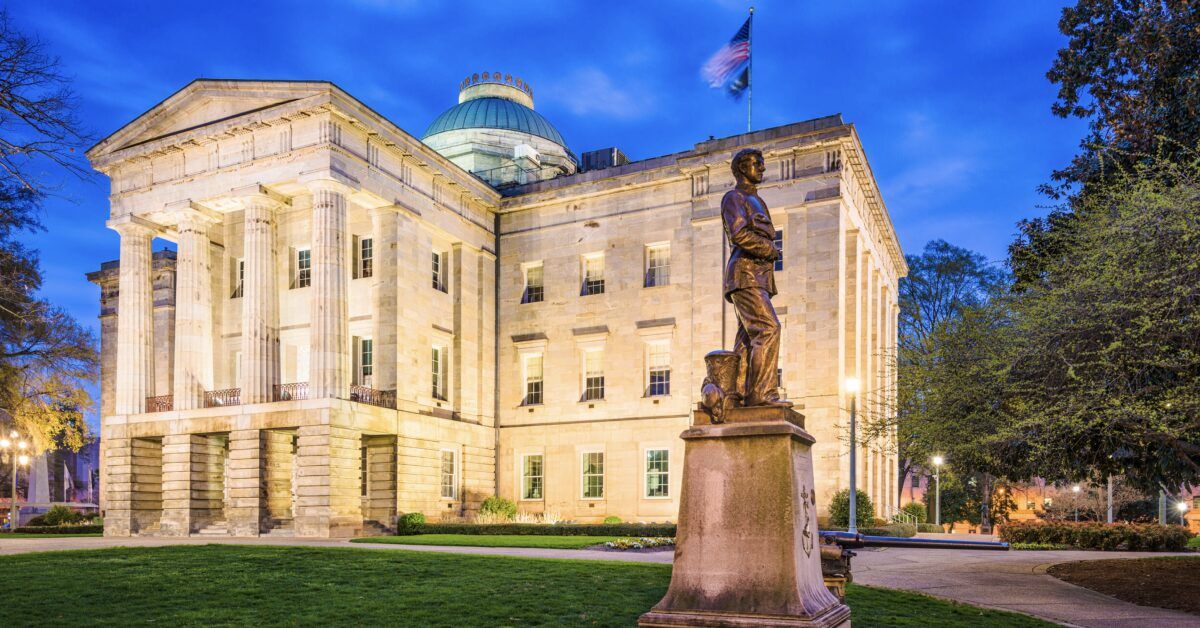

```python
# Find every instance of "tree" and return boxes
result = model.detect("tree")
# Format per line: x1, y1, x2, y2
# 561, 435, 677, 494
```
1006, 155, 1200, 493
1045, 0, 1200, 194
827, 489, 876, 529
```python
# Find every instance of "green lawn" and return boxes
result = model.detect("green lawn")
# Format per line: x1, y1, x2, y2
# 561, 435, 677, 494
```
0, 546, 1053, 626
350, 533, 621, 549
0, 532, 103, 538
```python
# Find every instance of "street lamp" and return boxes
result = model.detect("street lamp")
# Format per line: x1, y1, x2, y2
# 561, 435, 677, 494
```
932, 455, 944, 528
845, 377, 860, 535
1072, 485, 1081, 522
1177, 501, 1189, 526
1, 430, 31, 531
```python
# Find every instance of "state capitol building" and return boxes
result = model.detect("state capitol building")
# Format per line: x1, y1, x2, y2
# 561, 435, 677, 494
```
86, 74, 904, 537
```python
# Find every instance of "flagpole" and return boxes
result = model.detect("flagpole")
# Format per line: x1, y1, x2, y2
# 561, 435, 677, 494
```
747, 6, 754, 133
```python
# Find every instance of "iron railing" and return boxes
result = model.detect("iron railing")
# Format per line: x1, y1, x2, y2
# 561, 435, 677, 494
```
204, 388, 241, 408
274, 382, 309, 402
145, 395, 173, 413
350, 385, 396, 409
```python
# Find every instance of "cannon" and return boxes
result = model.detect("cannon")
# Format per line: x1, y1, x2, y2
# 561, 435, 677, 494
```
819, 531, 1009, 602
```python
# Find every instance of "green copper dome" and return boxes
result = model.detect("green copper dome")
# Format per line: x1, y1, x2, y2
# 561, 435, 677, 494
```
422, 97, 568, 147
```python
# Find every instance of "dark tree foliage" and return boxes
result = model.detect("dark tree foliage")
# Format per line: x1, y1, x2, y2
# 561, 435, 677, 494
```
1046, 0, 1200, 193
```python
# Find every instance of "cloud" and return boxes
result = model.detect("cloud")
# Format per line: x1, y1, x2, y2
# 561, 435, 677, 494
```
541, 67, 657, 120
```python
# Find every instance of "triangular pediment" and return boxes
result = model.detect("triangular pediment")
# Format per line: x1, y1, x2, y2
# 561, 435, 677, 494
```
88, 79, 335, 160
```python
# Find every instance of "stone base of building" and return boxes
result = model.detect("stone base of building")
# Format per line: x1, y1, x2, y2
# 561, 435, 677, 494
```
640, 407, 850, 628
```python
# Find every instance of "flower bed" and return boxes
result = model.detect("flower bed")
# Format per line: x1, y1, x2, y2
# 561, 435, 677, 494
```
11, 524, 104, 534
394, 521, 677, 537
604, 537, 675, 550
999, 521, 1190, 551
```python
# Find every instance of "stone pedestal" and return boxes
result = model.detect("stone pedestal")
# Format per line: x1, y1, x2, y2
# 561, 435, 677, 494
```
640, 407, 851, 627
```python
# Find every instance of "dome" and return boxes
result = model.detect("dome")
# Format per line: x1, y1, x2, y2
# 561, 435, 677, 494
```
422, 97, 568, 147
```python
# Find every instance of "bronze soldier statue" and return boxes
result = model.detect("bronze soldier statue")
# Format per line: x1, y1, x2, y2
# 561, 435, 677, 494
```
722, 148, 790, 408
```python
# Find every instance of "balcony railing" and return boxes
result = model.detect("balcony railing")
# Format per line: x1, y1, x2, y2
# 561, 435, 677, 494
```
274, 382, 309, 402
145, 395, 173, 413
350, 385, 396, 409
204, 388, 241, 408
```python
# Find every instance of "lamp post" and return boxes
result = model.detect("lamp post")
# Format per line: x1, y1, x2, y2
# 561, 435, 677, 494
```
1177, 501, 1189, 526
845, 377, 860, 535
932, 455, 944, 528
1, 430, 30, 530
1071, 485, 1081, 522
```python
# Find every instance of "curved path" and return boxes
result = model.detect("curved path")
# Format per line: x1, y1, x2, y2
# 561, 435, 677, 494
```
1, 535, 1196, 627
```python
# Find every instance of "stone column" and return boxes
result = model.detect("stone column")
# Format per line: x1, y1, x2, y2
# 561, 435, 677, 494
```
240, 194, 281, 404
111, 219, 156, 414
308, 180, 350, 399
294, 424, 362, 537
172, 210, 216, 410
370, 206, 398, 394
226, 429, 264, 536
160, 434, 196, 536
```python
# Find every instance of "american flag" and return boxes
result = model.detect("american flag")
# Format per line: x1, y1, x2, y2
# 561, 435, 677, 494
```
702, 16, 751, 98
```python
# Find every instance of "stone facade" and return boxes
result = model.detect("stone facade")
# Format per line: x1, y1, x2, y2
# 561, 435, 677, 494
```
87, 78, 903, 537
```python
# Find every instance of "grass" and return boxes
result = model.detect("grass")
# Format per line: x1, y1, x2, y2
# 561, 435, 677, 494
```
0, 532, 104, 538
350, 533, 621, 549
0, 545, 1055, 626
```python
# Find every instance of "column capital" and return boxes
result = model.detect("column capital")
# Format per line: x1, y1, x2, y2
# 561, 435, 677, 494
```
164, 201, 223, 230
231, 184, 291, 211
106, 214, 165, 238
300, 171, 357, 196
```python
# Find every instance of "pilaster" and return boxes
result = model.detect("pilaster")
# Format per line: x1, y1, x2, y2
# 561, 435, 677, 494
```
239, 193, 282, 404
159, 434, 196, 536
226, 429, 264, 536
370, 206, 398, 394
307, 180, 350, 399
294, 423, 362, 538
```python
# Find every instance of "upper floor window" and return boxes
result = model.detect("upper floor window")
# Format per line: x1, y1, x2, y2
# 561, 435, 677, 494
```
297, 249, 312, 288
582, 348, 604, 401
523, 354, 544, 406
646, 341, 671, 397
432, 250, 448, 292
773, 230, 783, 272
231, 258, 244, 299
582, 253, 604, 296
359, 338, 373, 384
645, 244, 670, 287
432, 345, 448, 401
911, 473, 921, 489
521, 262, 544, 304
356, 237, 373, 279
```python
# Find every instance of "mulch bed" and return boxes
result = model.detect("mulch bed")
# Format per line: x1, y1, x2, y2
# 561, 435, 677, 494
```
1047, 557, 1200, 615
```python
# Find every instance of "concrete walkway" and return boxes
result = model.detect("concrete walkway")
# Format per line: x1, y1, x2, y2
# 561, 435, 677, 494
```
1, 535, 1196, 627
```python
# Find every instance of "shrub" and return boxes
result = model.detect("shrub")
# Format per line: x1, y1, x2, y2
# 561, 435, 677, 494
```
1010, 542, 1071, 551
42, 505, 86, 526
859, 522, 917, 538
1188, 535, 1200, 549
827, 489, 875, 529
605, 537, 674, 550
479, 496, 517, 521
396, 512, 426, 535
917, 523, 943, 533
603, 516, 622, 524
999, 521, 1190, 551
11, 524, 103, 534
900, 502, 928, 524
391, 522, 678, 537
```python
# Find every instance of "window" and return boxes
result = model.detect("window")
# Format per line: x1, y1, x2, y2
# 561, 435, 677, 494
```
645, 244, 670, 287
647, 341, 670, 396
360, 445, 369, 497
825, 149, 842, 172
359, 237, 373, 279
432, 345, 447, 401
440, 449, 457, 499
911, 474, 921, 489
521, 263, 544, 304
231, 259, 244, 298
1193, 496, 1200, 509
359, 338, 373, 383
645, 449, 669, 498
582, 451, 604, 499
773, 230, 783, 272
522, 454, 543, 500
297, 249, 311, 288
432, 250, 447, 292
581, 254, 604, 296
582, 349, 604, 401
523, 354, 543, 405
1043, 497, 1053, 508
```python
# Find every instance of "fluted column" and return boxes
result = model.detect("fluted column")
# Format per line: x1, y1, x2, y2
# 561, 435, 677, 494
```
370, 206, 398, 394
240, 194, 282, 404
111, 218, 156, 414
308, 180, 350, 399
172, 209, 216, 410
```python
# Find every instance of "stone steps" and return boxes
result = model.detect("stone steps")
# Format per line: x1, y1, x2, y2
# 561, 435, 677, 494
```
263, 518, 295, 537
194, 521, 229, 537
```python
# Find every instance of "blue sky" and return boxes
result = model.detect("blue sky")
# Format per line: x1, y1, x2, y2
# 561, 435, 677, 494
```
12, 1, 1085, 424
